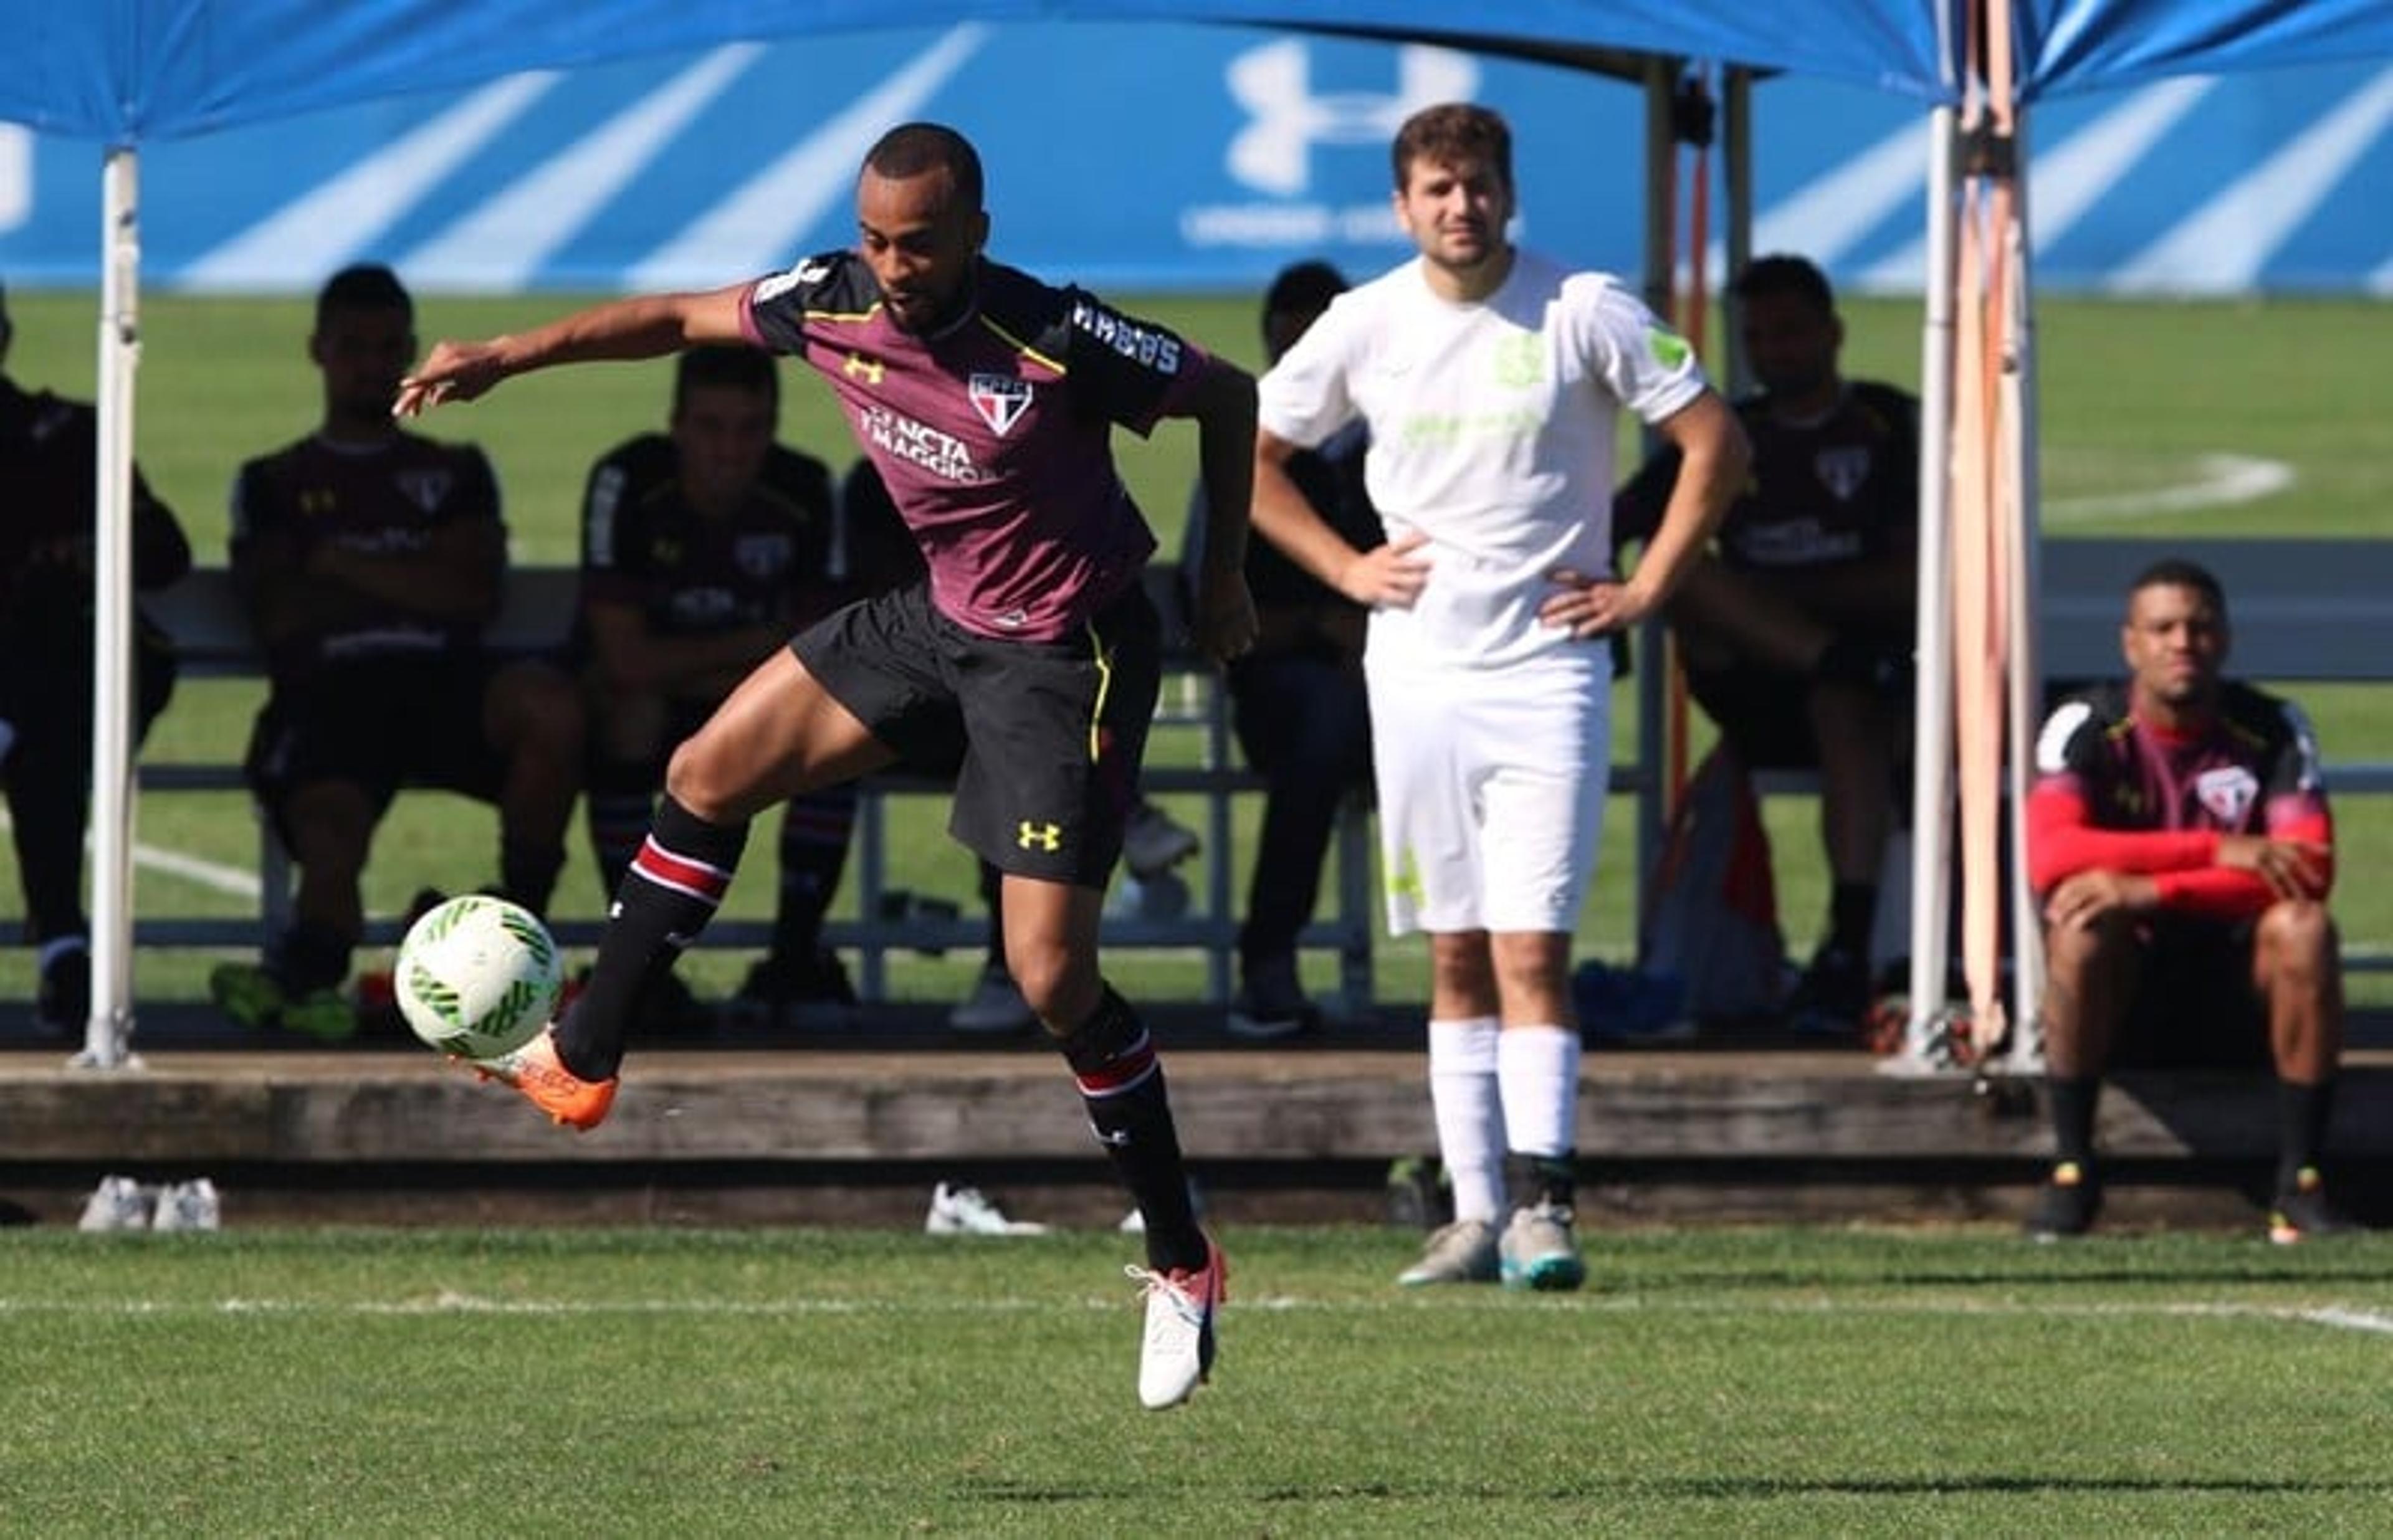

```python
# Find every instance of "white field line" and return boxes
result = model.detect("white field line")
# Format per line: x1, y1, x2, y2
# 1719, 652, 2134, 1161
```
2042, 453, 2295, 523
0, 810, 260, 898
3, 1293, 2391, 1334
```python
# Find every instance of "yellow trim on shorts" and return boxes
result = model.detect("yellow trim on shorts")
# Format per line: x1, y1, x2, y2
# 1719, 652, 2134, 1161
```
1086, 619, 1112, 763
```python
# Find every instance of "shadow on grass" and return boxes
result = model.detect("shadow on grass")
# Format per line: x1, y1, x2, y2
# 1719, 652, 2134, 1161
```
956, 1473, 2393, 1503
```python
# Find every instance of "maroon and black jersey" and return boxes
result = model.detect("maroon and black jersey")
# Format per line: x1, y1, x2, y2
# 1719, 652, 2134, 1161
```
0, 376, 191, 623
2027, 678, 2334, 919
578, 433, 841, 639
229, 431, 501, 678
1616, 379, 1916, 570
740, 251, 1206, 641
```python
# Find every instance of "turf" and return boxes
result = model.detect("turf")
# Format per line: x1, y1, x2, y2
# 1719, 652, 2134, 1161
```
2, 292, 2391, 1012
6, 1225, 2393, 1534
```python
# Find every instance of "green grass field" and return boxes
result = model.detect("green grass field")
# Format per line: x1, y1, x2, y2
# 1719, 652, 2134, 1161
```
7, 1226, 2393, 1533
3, 291, 2392, 1011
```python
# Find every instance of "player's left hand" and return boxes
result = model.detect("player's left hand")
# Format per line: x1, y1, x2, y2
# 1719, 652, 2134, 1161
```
1541, 568, 1655, 639
395, 340, 508, 417
2043, 869, 2156, 929
1190, 568, 1259, 667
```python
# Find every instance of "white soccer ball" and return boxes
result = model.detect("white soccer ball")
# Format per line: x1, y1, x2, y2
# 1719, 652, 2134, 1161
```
394, 895, 563, 1062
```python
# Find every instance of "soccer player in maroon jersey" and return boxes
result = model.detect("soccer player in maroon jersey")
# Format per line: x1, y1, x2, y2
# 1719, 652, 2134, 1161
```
212, 265, 586, 1041
1613, 254, 1919, 1034
398, 124, 1253, 1409
0, 277, 193, 1037
2023, 559, 2354, 1242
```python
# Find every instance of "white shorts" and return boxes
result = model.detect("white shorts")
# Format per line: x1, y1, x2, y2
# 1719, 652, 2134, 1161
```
1365, 649, 1612, 936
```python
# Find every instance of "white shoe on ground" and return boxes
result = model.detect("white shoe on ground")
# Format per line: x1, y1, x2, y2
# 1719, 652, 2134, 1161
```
924, 1182, 1049, 1236
151, 1178, 222, 1232
77, 1175, 153, 1232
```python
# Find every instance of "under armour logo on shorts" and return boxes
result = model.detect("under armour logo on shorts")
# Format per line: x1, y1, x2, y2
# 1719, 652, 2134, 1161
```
1017, 820, 1063, 853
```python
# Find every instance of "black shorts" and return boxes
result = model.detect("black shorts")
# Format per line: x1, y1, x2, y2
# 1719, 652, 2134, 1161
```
793, 579, 1159, 888
2113, 916, 2268, 1071
245, 654, 526, 838
1686, 636, 1910, 772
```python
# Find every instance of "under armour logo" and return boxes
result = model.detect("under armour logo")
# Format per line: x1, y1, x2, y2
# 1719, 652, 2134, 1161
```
1017, 820, 1063, 852
843, 351, 884, 386
1224, 39, 1478, 196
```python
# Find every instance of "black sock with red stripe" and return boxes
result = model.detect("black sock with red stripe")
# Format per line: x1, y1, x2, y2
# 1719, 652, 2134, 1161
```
1064, 985, 1206, 1273
554, 796, 747, 1081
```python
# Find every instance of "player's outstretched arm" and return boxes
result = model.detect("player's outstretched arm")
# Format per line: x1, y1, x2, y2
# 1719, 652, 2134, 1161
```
395, 283, 753, 416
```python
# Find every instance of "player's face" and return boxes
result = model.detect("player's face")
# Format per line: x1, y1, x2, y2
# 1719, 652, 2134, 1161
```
672, 383, 776, 515
1741, 290, 1842, 402
855, 166, 988, 334
1392, 154, 1513, 275
2123, 581, 2230, 711
310, 304, 414, 425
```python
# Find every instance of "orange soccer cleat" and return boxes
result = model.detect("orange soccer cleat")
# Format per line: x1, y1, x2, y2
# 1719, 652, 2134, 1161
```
464, 1026, 618, 1131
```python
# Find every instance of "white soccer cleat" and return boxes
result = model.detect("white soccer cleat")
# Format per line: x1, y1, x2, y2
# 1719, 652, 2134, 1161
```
924, 1182, 1049, 1236
151, 1178, 222, 1233
77, 1175, 154, 1233
1127, 1235, 1226, 1410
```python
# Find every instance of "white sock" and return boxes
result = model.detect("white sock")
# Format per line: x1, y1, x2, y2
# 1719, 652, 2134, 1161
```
1498, 1024, 1582, 1161
1427, 1016, 1506, 1224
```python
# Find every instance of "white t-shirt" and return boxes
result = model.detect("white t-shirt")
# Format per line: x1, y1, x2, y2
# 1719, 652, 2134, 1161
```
1257, 248, 1706, 670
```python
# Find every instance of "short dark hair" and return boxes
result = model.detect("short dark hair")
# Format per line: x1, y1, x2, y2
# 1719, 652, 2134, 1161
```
315, 263, 412, 329
1734, 254, 1836, 314
863, 122, 984, 211
674, 344, 778, 414
1263, 260, 1348, 323
1392, 103, 1512, 192
2129, 557, 2228, 621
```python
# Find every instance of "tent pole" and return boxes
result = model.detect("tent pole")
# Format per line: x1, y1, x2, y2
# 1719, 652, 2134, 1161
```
1721, 66, 1754, 395
2002, 108, 2047, 1072
1901, 102, 1961, 1068
75, 145, 143, 1072
1631, 54, 1680, 938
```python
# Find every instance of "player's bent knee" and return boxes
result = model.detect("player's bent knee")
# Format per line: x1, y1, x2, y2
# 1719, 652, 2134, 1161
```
2258, 898, 2337, 966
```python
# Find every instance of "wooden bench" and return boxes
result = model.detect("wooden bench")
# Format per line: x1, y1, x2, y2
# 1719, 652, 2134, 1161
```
132, 565, 1380, 1007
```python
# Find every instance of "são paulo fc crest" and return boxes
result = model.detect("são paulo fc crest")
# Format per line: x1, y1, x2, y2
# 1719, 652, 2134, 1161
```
1815, 445, 1872, 501
968, 373, 1034, 435
2195, 765, 2260, 826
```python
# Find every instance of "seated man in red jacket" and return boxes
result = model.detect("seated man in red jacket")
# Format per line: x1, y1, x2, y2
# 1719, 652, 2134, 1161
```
2024, 558, 2351, 1242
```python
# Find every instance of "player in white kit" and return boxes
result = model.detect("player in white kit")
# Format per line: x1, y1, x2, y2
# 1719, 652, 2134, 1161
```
1253, 103, 1749, 1288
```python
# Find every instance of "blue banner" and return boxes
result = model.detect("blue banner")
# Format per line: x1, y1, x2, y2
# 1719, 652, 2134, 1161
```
1, 25, 2387, 295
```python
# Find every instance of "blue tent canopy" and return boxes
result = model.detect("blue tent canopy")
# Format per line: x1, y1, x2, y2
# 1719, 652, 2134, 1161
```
6, 1, 2392, 144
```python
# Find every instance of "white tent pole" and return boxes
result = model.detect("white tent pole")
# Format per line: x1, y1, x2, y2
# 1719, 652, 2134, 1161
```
1721, 66, 1753, 395
2002, 108, 2047, 1072
1902, 102, 1960, 1065
75, 145, 142, 1072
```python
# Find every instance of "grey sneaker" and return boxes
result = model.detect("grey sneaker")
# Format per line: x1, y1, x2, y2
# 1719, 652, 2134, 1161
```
1499, 1202, 1587, 1291
1396, 1217, 1500, 1286
77, 1175, 154, 1232
948, 965, 1036, 1036
1122, 803, 1200, 880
